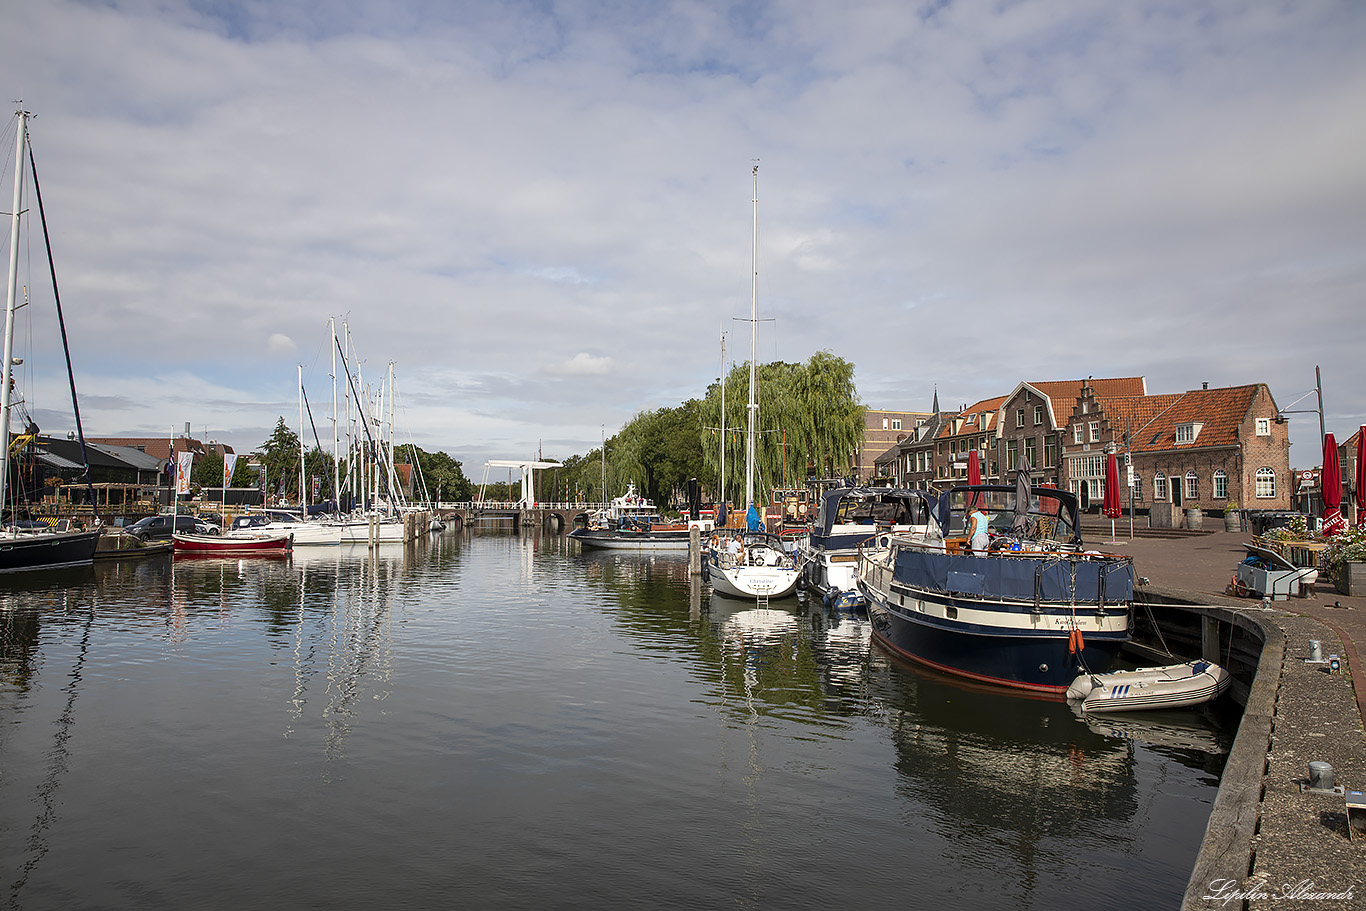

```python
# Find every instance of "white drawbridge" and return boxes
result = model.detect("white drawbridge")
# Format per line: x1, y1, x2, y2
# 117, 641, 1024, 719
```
480, 460, 562, 507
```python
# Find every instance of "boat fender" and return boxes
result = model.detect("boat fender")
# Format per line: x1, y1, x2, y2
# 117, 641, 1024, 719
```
1067, 628, 1085, 654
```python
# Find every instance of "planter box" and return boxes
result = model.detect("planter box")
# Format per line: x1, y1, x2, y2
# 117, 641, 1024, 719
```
1337, 562, 1366, 597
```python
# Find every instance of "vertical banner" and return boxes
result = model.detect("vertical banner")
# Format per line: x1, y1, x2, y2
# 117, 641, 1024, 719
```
222, 453, 238, 489
312, 475, 320, 500
258, 465, 267, 494
176, 451, 194, 496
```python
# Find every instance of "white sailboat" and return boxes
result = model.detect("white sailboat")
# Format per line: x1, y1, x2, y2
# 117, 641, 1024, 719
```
704, 165, 799, 601
0, 107, 101, 571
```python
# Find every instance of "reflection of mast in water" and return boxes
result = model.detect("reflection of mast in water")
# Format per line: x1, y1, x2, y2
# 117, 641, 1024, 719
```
320, 551, 396, 767
716, 606, 800, 905
6, 590, 96, 907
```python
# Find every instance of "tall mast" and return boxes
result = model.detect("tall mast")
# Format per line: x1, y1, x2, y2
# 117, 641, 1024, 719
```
331, 316, 339, 513
745, 164, 758, 511
298, 364, 306, 511
718, 326, 727, 506
0, 109, 28, 518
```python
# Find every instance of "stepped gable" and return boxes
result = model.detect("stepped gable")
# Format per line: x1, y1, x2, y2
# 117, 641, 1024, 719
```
1027, 376, 1147, 426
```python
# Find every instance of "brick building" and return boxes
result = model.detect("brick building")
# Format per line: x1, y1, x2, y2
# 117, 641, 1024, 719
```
856, 408, 931, 481
1064, 382, 1292, 517
872, 378, 1293, 517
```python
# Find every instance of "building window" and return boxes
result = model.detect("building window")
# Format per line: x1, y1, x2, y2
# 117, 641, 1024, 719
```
1256, 467, 1276, 498
1032, 405, 1042, 426
1024, 437, 1036, 466
1082, 400, 1089, 414
882, 418, 888, 430
1044, 436, 1056, 468
891, 419, 901, 431
1255, 418, 1270, 436
1185, 470, 1199, 501
1154, 472, 1167, 501
1006, 440, 1018, 471
1073, 424, 1083, 444
1132, 474, 1143, 500
1088, 421, 1100, 443
1016, 408, 1025, 428
1176, 422, 1203, 444
1213, 469, 1228, 500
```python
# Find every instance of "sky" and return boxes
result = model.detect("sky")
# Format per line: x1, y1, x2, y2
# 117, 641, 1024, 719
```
1, 0, 1363, 475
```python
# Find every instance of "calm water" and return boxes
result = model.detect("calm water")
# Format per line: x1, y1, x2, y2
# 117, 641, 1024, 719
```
0, 531, 1234, 910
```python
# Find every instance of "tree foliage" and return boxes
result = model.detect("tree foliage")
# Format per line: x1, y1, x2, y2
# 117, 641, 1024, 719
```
698, 350, 863, 505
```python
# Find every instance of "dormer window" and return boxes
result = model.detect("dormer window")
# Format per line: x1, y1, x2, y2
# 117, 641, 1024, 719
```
1176, 422, 1203, 444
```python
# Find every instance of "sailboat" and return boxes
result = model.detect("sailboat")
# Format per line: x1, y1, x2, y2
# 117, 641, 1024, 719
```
703, 166, 799, 601
0, 108, 101, 571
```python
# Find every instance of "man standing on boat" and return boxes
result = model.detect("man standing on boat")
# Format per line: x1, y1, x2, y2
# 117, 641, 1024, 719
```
968, 502, 990, 556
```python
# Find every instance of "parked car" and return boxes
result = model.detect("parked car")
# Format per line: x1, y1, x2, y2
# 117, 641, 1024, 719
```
124, 515, 221, 541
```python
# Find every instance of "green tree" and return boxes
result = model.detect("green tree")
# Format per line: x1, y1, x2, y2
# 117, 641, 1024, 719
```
395, 444, 473, 502
699, 350, 863, 505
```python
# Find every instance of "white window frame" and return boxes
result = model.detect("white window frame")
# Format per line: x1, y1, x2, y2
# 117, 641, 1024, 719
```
1154, 472, 1168, 502
1256, 467, 1276, 498
1185, 470, 1199, 501
891, 419, 901, 431
1088, 421, 1100, 443
1213, 469, 1228, 500
1034, 405, 1044, 426
1255, 418, 1270, 436
1073, 424, 1083, 444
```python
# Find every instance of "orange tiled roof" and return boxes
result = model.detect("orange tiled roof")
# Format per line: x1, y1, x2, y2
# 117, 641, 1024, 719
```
1098, 385, 1262, 452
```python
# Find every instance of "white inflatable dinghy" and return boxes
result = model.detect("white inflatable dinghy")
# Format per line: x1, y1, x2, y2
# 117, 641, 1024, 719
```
1066, 660, 1231, 714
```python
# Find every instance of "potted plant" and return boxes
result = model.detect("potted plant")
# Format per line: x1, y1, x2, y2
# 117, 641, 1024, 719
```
1224, 499, 1240, 532
1322, 526, 1366, 596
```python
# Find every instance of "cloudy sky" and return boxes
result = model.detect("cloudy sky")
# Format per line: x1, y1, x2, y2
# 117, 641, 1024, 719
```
2, 0, 1363, 473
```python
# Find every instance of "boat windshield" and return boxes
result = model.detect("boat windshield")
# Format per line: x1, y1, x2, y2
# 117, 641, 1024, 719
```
942, 486, 1078, 544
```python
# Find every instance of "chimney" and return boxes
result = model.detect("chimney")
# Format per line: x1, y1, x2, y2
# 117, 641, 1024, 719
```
1202, 382, 1209, 390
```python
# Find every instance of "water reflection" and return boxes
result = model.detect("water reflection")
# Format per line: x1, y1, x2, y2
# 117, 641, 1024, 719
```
0, 531, 1231, 910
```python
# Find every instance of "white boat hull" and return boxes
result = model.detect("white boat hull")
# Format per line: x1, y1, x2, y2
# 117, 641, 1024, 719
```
1066, 661, 1231, 713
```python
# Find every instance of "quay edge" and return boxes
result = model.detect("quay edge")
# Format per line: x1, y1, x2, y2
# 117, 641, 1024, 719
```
1130, 588, 1365, 909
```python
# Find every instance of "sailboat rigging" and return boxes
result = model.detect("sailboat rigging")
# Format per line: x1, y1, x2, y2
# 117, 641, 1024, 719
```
0, 107, 101, 571
703, 165, 798, 601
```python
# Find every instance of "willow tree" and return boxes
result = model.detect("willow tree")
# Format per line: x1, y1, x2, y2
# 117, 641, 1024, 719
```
607, 402, 704, 508
699, 350, 863, 506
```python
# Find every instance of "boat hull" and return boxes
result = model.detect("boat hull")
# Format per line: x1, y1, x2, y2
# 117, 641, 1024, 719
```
704, 541, 800, 600
0, 529, 101, 573
1067, 662, 1231, 713
173, 533, 293, 555
858, 547, 1132, 693
568, 527, 692, 551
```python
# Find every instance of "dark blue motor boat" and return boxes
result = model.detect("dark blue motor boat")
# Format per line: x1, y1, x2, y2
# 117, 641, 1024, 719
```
856, 484, 1133, 693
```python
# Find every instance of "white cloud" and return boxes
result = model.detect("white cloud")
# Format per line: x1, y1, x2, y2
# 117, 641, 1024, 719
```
2, 0, 1362, 465
545, 353, 614, 376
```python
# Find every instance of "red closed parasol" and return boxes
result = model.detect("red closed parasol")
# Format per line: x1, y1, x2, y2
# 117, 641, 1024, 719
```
1356, 426, 1366, 529
967, 448, 982, 509
1322, 432, 1346, 536
1103, 452, 1122, 519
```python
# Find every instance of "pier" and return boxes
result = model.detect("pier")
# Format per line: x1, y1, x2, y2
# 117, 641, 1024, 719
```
1096, 528, 1365, 908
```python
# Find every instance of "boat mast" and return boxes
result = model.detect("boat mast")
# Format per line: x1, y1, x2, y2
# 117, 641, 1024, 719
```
718, 326, 726, 508
0, 109, 28, 520
745, 164, 758, 512
298, 364, 306, 512
331, 316, 339, 514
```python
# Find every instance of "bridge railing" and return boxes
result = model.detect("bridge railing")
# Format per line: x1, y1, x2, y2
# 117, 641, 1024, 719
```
437, 501, 608, 511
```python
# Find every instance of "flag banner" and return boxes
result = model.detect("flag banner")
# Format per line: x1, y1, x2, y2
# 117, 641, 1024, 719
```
258, 466, 267, 493
176, 451, 194, 495
222, 453, 238, 489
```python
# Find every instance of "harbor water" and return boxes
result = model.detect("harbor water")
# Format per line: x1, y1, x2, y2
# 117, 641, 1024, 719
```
0, 531, 1234, 909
